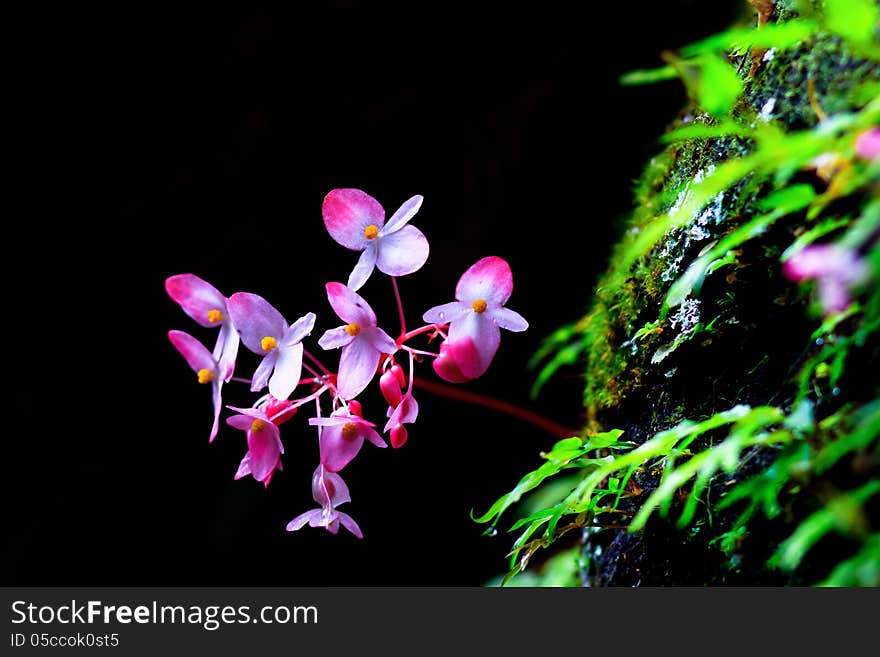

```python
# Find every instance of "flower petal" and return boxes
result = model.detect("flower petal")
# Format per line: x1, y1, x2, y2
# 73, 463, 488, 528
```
311, 466, 352, 507
168, 330, 218, 374
323, 188, 385, 250
247, 422, 282, 483
325, 282, 376, 326
210, 379, 223, 443
234, 453, 252, 480
361, 425, 387, 448
318, 326, 355, 350
488, 306, 529, 332
382, 194, 424, 234
376, 225, 430, 277
455, 256, 513, 306
422, 301, 469, 325
319, 422, 364, 472
448, 312, 500, 378
227, 414, 254, 431
227, 292, 288, 354
309, 415, 347, 428
384, 393, 419, 432
251, 351, 278, 392
214, 321, 241, 382
269, 343, 303, 400
347, 244, 378, 292
432, 340, 474, 383
282, 312, 317, 347
337, 338, 381, 400
337, 511, 364, 539
165, 274, 228, 328
362, 326, 398, 355
286, 508, 322, 532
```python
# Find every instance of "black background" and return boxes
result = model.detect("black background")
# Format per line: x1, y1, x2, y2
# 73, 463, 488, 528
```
7, 1, 743, 585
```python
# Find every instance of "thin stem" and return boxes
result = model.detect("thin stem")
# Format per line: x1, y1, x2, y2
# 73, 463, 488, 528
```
414, 378, 578, 438
402, 345, 441, 359
399, 323, 446, 344
230, 376, 253, 385
289, 386, 329, 411
391, 276, 407, 336
304, 348, 331, 375
302, 361, 325, 380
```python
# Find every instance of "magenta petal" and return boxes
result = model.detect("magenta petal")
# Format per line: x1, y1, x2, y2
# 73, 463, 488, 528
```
251, 351, 278, 392
325, 282, 377, 325
488, 306, 529, 332
227, 292, 288, 354
337, 511, 364, 539
337, 338, 380, 400
363, 326, 398, 354
348, 244, 378, 292
311, 466, 351, 507
319, 423, 364, 472
286, 509, 322, 532
382, 195, 424, 234
323, 188, 385, 250
422, 301, 469, 325
817, 279, 851, 314
214, 322, 241, 382
247, 422, 282, 483
234, 453, 252, 480
227, 414, 254, 430
432, 340, 474, 383
448, 312, 500, 378
362, 426, 387, 448
384, 393, 419, 432
168, 330, 218, 374
455, 256, 513, 305
855, 128, 880, 161
165, 274, 228, 328
269, 344, 303, 400
376, 225, 430, 277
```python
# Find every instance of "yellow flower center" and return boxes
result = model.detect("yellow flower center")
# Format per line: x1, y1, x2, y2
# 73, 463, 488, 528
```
261, 336, 278, 352
207, 309, 224, 324
342, 421, 359, 439
472, 299, 488, 314
364, 224, 379, 240
345, 322, 361, 337
251, 419, 267, 433
197, 368, 214, 384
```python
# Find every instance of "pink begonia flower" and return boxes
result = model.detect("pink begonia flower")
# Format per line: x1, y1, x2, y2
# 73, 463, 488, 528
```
286, 466, 362, 538
384, 390, 419, 449
855, 128, 880, 161
226, 406, 284, 487
165, 274, 240, 381
379, 363, 407, 409
322, 188, 429, 291
309, 408, 386, 472
422, 256, 528, 379
168, 330, 225, 442
317, 283, 398, 400
263, 396, 298, 426
226, 292, 316, 401
432, 340, 474, 383
783, 244, 871, 315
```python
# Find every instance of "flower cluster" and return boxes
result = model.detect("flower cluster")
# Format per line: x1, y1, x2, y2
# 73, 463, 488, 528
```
166, 189, 527, 538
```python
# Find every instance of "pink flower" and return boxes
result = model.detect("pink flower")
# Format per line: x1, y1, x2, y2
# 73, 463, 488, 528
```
168, 330, 225, 442
226, 292, 316, 400
379, 363, 407, 409
309, 408, 386, 472
422, 256, 528, 379
855, 128, 880, 161
783, 244, 870, 314
432, 340, 474, 383
322, 189, 429, 291
165, 274, 240, 381
286, 466, 362, 538
317, 283, 398, 399
384, 390, 419, 449
226, 406, 284, 487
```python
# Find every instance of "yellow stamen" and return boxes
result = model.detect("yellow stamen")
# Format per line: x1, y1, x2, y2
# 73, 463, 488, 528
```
261, 336, 278, 352
342, 422, 359, 439
197, 368, 214, 384
345, 322, 361, 337
207, 309, 224, 324
364, 224, 379, 240
472, 299, 488, 314
251, 419, 267, 433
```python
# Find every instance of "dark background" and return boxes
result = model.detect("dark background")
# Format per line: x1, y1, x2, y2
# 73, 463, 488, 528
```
7, 1, 743, 585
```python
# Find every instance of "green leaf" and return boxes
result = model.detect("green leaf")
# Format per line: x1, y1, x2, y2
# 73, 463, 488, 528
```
680, 20, 818, 57
694, 54, 743, 118
824, 0, 879, 45
660, 120, 752, 144
619, 65, 678, 86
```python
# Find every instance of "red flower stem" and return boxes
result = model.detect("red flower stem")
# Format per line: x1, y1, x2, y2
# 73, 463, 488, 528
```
398, 323, 444, 345
303, 348, 331, 375
413, 378, 578, 438
391, 276, 407, 336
